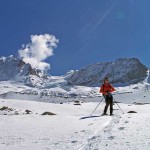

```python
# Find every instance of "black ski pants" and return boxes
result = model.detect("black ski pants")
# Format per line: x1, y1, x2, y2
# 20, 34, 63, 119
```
103, 94, 113, 115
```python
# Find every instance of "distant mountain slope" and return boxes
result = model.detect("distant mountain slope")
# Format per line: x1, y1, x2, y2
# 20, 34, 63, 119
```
0, 55, 48, 86
66, 58, 148, 86
0, 56, 148, 88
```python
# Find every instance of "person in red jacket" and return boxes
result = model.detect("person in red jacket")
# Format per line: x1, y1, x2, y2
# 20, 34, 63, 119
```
100, 77, 115, 116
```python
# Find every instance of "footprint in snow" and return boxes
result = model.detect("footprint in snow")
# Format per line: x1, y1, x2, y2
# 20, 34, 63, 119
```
54, 142, 59, 145
90, 136, 97, 140
71, 140, 78, 143
118, 127, 125, 130
124, 120, 129, 124
89, 135, 100, 141
88, 123, 93, 126
80, 130, 85, 132
108, 136, 115, 140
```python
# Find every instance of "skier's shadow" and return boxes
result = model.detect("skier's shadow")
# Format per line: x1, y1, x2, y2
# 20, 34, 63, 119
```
80, 115, 100, 120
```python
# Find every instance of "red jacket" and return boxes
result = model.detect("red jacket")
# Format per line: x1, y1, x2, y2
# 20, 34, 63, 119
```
100, 83, 115, 95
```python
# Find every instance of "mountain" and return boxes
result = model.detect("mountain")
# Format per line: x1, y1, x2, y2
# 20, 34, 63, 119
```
66, 58, 148, 87
0, 55, 48, 87
0, 56, 149, 100
0, 56, 148, 88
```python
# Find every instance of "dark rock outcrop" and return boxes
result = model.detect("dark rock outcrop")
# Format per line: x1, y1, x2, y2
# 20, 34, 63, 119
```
67, 58, 148, 86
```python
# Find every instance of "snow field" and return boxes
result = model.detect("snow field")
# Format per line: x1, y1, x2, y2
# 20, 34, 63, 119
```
0, 97, 150, 150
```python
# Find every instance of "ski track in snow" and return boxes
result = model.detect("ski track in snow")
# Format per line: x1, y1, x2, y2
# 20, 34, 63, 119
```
79, 114, 122, 150
79, 113, 150, 150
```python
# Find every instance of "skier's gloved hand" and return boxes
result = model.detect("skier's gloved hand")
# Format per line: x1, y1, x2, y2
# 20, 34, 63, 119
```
106, 90, 110, 95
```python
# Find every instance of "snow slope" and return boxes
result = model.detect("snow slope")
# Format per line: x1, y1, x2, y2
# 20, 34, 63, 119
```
0, 84, 150, 150
0, 78, 149, 104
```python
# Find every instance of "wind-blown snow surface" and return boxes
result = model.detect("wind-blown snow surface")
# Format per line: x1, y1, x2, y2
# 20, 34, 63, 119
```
0, 82, 150, 150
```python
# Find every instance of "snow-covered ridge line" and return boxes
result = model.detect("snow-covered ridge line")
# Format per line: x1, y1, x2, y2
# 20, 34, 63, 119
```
67, 58, 148, 87
0, 56, 148, 88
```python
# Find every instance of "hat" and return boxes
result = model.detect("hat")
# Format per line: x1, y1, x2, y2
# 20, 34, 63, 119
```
104, 77, 109, 83
104, 77, 109, 80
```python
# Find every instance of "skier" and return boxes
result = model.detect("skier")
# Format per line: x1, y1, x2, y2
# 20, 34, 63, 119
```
100, 77, 115, 116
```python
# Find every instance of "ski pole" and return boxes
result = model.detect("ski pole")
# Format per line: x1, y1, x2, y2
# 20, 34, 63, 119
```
90, 98, 103, 116
113, 98, 124, 114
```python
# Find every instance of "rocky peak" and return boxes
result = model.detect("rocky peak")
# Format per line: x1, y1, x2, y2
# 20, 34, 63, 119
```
67, 58, 148, 87
0, 55, 48, 86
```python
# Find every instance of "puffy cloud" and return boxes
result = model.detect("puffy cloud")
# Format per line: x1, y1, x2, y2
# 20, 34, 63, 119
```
18, 34, 59, 71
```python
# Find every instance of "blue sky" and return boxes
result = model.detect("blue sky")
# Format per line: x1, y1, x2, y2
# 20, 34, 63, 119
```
0, 0, 150, 75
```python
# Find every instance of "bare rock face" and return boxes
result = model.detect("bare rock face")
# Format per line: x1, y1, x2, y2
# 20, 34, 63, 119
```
67, 58, 148, 87
0, 55, 37, 79
42, 112, 56, 115
25, 109, 32, 114
128, 111, 137, 113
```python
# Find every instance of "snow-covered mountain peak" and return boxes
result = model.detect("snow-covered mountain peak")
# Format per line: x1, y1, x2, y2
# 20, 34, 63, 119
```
0, 56, 149, 90
67, 58, 148, 87
0, 56, 49, 86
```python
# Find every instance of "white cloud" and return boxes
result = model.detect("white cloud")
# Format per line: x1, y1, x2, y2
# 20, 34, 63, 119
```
18, 34, 59, 71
